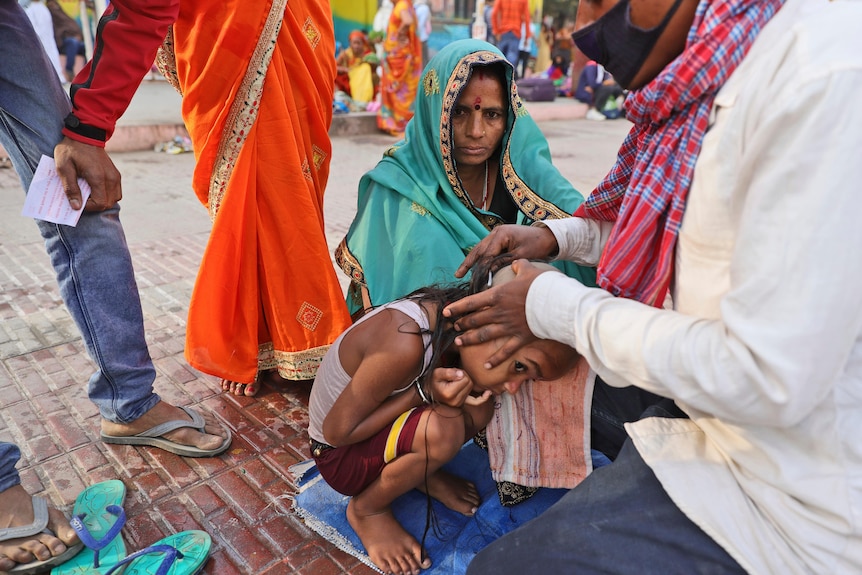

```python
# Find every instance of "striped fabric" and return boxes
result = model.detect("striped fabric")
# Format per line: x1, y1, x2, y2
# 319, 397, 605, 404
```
384, 407, 417, 463
575, 0, 785, 306
485, 357, 592, 489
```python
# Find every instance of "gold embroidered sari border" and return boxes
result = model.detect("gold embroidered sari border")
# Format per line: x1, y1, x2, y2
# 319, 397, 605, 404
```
258, 342, 331, 380
207, 0, 288, 218
335, 239, 366, 286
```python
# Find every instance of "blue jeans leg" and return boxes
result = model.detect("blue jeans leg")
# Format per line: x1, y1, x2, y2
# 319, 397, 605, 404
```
0, 443, 22, 493
60, 38, 84, 74
497, 32, 521, 73
591, 376, 668, 460
0, 0, 159, 424
467, 437, 747, 575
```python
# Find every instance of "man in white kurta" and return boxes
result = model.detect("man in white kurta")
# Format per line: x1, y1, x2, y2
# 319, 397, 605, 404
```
456, 0, 862, 573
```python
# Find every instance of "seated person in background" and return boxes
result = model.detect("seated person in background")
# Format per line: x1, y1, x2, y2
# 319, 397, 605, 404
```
335, 30, 379, 104
45, 0, 85, 83
539, 50, 573, 97
574, 60, 624, 121
308, 260, 578, 575
336, 38, 594, 316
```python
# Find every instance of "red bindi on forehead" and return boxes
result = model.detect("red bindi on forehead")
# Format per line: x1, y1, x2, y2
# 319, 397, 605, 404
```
473, 96, 482, 110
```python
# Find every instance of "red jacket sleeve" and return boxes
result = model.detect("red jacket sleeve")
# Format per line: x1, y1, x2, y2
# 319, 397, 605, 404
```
62, 0, 180, 147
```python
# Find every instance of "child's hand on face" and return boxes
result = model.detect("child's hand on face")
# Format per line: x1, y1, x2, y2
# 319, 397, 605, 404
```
429, 367, 477, 408
464, 389, 492, 406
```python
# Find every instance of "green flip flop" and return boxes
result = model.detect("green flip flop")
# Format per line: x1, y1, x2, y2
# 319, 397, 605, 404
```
103, 531, 212, 575
51, 480, 127, 575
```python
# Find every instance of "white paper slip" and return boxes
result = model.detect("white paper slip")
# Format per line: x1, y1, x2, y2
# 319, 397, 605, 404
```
22, 155, 92, 226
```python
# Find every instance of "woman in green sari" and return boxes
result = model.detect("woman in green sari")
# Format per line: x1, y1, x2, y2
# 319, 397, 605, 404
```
336, 39, 595, 315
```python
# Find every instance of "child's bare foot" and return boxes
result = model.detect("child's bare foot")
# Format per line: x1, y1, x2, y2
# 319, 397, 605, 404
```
0, 485, 80, 572
101, 400, 230, 456
347, 499, 431, 575
418, 469, 480, 516
221, 379, 259, 397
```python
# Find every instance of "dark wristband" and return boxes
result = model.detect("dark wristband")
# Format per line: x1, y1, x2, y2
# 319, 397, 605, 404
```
63, 113, 107, 143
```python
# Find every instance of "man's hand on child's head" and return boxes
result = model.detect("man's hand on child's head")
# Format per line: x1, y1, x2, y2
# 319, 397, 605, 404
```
446, 259, 543, 368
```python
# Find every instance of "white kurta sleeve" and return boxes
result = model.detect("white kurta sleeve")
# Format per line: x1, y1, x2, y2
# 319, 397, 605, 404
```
526, 67, 862, 426
539, 217, 613, 267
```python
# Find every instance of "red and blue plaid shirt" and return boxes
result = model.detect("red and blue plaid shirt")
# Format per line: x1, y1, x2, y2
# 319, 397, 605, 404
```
575, 0, 785, 306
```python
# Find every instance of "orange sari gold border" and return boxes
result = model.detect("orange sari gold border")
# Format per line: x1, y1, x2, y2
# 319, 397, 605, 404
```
207, 0, 288, 219
258, 342, 330, 380
155, 26, 182, 95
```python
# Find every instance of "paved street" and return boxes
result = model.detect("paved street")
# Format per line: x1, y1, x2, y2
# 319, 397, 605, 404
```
0, 95, 630, 574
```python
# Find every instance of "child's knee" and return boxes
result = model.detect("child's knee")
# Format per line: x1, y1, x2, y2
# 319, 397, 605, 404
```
422, 407, 466, 461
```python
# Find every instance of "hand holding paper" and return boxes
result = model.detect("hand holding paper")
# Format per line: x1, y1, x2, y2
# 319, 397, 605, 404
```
22, 155, 91, 226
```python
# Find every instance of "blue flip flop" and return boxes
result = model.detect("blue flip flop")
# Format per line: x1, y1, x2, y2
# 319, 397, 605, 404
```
51, 480, 127, 575
102, 531, 212, 575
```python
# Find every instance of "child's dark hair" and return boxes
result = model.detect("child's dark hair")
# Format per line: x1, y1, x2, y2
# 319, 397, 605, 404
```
401, 255, 509, 557
401, 255, 508, 400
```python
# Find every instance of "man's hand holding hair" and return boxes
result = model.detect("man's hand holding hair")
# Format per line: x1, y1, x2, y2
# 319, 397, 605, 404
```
444, 259, 545, 369
454, 224, 559, 279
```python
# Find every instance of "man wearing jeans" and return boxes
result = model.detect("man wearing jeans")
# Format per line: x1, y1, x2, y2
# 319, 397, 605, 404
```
490, 0, 531, 75
0, 1, 231, 570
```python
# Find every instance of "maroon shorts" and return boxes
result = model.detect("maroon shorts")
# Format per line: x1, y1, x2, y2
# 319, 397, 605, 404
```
314, 406, 429, 496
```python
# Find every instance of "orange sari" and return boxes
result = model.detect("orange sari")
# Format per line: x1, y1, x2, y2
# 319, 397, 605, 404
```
165, 0, 352, 384
377, 0, 422, 136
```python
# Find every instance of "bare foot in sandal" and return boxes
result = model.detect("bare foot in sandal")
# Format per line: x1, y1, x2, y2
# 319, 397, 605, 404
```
101, 400, 231, 456
0, 485, 80, 573
221, 379, 259, 397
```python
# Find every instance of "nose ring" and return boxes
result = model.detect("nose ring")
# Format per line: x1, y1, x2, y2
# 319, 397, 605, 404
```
483, 131, 486, 136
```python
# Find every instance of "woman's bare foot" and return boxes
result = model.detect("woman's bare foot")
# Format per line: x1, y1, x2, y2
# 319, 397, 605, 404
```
417, 469, 479, 516
347, 499, 431, 575
221, 378, 259, 397
0, 485, 79, 572
101, 400, 228, 453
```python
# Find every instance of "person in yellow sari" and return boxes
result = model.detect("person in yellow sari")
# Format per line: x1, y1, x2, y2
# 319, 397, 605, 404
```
335, 30, 379, 104
158, 0, 353, 396
534, 20, 553, 75
377, 0, 422, 136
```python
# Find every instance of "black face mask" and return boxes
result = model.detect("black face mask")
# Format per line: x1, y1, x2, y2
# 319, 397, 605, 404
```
571, 0, 684, 89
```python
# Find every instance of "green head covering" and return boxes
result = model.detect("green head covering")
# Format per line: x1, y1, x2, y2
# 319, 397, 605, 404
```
337, 39, 595, 312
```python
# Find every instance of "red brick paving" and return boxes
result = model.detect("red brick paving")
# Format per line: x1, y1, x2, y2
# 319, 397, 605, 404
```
0, 234, 379, 574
